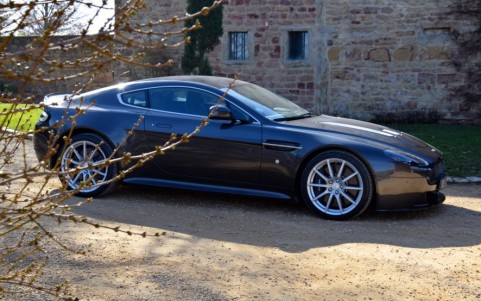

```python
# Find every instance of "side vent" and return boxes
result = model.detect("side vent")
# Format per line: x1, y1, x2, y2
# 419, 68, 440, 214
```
263, 140, 302, 151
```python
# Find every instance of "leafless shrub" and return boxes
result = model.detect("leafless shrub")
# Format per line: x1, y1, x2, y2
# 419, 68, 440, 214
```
0, 0, 226, 299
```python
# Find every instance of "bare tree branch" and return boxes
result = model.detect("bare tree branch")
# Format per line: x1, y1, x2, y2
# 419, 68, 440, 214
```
1, 0, 228, 298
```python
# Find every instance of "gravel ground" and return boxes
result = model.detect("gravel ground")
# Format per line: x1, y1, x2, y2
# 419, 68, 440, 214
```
2, 140, 481, 301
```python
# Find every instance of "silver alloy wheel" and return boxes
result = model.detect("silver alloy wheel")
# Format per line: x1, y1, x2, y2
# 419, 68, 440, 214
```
61, 140, 109, 193
306, 158, 364, 216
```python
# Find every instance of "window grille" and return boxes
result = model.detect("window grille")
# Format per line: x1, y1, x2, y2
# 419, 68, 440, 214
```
229, 32, 248, 60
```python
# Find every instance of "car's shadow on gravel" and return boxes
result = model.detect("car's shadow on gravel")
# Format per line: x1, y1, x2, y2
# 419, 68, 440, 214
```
70, 184, 481, 253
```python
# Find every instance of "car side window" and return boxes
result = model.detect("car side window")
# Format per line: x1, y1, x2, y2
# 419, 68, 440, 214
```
225, 101, 255, 123
149, 88, 220, 116
120, 90, 147, 108
184, 89, 219, 116
149, 88, 185, 113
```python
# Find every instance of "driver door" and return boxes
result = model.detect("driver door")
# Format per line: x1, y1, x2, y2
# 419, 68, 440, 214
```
144, 86, 262, 185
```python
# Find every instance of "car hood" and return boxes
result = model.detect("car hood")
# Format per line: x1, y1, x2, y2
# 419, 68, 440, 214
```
287, 115, 443, 159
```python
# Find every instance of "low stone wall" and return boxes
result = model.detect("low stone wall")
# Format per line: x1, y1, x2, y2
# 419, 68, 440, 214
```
1, 36, 113, 101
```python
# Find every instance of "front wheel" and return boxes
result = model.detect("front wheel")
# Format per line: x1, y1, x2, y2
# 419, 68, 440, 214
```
59, 133, 117, 197
300, 151, 374, 220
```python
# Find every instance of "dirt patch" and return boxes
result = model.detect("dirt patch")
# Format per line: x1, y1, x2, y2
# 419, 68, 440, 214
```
3, 140, 481, 300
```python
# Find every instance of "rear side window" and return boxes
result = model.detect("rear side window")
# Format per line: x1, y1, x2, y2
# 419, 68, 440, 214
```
120, 90, 147, 108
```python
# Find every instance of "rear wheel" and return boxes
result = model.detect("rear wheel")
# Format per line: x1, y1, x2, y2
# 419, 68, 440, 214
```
300, 150, 374, 220
59, 133, 117, 197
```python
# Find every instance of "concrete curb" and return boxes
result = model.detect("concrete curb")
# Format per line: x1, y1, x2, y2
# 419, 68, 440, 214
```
448, 176, 481, 184
1, 127, 33, 140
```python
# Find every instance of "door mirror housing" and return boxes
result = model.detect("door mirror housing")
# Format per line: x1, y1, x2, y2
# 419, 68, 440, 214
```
209, 105, 234, 121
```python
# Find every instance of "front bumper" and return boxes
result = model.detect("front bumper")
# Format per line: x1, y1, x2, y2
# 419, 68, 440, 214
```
375, 160, 447, 212
427, 190, 446, 206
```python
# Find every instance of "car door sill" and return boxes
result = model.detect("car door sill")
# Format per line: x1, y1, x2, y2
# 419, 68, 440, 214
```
123, 178, 292, 200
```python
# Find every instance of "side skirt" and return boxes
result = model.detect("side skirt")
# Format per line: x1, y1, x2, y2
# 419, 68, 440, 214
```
123, 177, 293, 200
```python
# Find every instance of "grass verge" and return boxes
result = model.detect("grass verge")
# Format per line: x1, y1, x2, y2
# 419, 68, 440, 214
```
0, 103, 42, 132
389, 124, 481, 178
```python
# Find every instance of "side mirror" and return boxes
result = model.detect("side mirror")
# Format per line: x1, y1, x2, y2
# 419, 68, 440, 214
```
208, 105, 234, 121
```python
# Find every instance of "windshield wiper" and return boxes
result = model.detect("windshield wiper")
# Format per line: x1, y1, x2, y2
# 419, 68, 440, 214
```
273, 113, 313, 122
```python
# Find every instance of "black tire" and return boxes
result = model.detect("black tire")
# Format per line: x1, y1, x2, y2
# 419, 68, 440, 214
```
59, 133, 117, 197
300, 150, 374, 220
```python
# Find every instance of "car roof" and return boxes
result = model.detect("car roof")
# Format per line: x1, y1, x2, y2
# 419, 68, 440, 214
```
71, 76, 247, 106
126, 75, 242, 90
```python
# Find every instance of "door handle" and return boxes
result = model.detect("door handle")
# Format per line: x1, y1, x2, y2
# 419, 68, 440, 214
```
153, 123, 172, 129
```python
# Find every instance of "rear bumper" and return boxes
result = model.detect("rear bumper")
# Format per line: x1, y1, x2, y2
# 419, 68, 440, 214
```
33, 124, 52, 164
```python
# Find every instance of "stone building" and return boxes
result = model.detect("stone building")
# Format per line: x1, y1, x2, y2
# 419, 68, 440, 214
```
117, 0, 479, 123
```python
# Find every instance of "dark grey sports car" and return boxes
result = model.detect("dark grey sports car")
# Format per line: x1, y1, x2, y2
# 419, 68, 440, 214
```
34, 76, 447, 220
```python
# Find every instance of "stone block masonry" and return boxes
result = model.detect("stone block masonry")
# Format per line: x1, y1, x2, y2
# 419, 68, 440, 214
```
322, 1, 472, 122
118, 0, 481, 123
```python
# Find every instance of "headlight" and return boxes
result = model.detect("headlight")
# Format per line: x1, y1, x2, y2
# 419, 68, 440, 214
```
38, 111, 49, 123
384, 149, 429, 167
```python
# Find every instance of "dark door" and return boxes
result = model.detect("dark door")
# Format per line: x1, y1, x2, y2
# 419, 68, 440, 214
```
144, 86, 262, 185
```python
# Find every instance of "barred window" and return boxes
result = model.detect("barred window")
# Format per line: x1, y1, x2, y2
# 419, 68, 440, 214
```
288, 31, 308, 60
229, 32, 248, 60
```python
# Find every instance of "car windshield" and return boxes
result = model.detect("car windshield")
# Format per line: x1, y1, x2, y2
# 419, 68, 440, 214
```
226, 82, 310, 121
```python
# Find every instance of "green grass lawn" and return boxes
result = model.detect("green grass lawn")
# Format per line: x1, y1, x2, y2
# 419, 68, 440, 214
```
389, 124, 481, 178
0, 103, 42, 132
